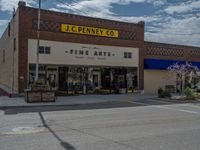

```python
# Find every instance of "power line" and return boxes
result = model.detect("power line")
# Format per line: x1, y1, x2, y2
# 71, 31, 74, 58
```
70, 0, 100, 14
55, 0, 105, 19
56, 0, 92, 16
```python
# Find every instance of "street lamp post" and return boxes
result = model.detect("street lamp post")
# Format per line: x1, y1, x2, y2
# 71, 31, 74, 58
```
35, 0, 41, 81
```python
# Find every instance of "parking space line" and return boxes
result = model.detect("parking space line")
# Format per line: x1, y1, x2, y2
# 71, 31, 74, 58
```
127, 101, 200, 115
184, 103, 200, 108
148, 99, 174, 104
127, 98, 174, 106
153, 105, 200, 115
181, 104, 200, 109
127, 100, 172, 107
127, 101, 151, 106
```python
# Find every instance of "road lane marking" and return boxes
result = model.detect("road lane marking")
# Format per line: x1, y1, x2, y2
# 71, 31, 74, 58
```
153, 105, 200, 115
148, 99, 176, 104
127, 101, 200, 115
127, 101, 150, 106
126, 97, 174, 105
181, 104, 200, 109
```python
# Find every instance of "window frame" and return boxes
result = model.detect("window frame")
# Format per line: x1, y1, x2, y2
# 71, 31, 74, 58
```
3, 50, 5, 64
39, 46, 51, 54
124, 52, 132, 59
13, 38, 16, 51
124, 52, 128, 58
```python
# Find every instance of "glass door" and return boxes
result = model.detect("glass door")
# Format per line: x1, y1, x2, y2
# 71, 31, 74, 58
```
47, 67, 58, 90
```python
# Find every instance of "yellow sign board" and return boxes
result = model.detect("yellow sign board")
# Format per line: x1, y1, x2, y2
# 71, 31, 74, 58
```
61, 24, 119, 38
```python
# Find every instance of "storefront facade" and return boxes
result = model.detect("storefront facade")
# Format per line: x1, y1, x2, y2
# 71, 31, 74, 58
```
28, 40, 139, 94
144, 42, 200, 93
0, 1, 144, 94
1, 1, 200, 95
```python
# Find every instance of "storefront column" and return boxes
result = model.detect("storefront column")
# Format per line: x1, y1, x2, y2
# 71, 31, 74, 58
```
66, 67, 69, 95
110, 68, 112, 94
82, 67, 87, 94
125, 68, 128, 93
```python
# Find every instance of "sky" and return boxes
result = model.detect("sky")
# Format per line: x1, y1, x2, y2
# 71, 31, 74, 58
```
0, 0, 200, 47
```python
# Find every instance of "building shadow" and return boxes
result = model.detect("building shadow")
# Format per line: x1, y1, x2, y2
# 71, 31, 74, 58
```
2, 101, 143, 115
38, 112, 76, 150
2, 98, 200, 115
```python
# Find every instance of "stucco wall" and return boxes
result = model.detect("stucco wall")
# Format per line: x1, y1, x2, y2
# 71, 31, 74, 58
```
28, 39, 139, 67
144, 70, 176, 94
0, 11, 19, 93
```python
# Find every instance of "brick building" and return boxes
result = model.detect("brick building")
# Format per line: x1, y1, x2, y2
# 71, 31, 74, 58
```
0, 1, 200, 95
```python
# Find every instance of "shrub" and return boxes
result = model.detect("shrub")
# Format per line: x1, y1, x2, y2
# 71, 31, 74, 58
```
158, 88, 164, 98
184, 87, 197, 100
162, 90, 171, 98
158, 88, 171, 98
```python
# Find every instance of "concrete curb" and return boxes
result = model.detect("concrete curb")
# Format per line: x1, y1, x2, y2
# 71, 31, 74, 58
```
0, 103, 81, 110
1, 97, 199, 110
0, 100, 127, 110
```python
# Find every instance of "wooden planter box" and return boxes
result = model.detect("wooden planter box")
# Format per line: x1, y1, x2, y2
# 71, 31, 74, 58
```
25, 90, 56, 103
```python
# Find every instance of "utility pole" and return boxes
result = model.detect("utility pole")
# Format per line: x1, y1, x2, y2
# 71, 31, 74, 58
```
12, 8, 16, 93
35, 0, 41, 81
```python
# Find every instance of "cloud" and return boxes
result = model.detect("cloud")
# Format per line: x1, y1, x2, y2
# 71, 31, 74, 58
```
57, 0, 116, 17
165, 0, 200, 14
55, 0, 159, 23
0, 0, 36, 12
147, 0, 166, 6
0, 19, 9, 26
0, 0, 199, 47
0, 19, 9, 37
145, 16, 200, 47
49, 7, 69, 13
116, 16, 160, 23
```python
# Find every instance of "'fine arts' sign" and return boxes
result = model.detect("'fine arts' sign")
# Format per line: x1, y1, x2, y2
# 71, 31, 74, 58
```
61, 24, 119, 38
28, 40, 139, 67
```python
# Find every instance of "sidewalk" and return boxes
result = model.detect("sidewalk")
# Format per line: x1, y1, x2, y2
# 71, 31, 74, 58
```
0, 94, 156, 109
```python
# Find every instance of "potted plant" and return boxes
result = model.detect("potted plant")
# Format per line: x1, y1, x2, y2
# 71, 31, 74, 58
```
25, 79, 56, 103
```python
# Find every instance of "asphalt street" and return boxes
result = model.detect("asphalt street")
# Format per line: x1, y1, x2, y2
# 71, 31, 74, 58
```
0, 97, 200, 150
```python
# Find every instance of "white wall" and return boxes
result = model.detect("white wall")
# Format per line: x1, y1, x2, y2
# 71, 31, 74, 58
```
28, 39, 139, 67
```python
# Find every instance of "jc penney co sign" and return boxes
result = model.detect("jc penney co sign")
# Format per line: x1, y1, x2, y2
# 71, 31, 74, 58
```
61, 24, 119, 38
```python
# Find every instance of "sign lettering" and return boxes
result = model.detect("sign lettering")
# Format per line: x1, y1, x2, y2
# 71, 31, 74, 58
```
61, 24, 119, 38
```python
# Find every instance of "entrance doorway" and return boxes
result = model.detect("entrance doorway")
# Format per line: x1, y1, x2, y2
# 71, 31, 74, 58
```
93, 71, 101, 89
46, 67, 58, 90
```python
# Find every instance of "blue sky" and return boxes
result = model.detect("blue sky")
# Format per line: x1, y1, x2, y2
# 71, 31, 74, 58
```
0, 0, 200, 47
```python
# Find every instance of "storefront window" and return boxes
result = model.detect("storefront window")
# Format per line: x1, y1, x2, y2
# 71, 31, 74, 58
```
28, 64, 46, 85
28, 64, 138, 94
67, 67, 83, 93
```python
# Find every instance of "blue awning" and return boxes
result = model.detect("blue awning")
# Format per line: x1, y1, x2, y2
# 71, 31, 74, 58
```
144, 59, 185, 70
190, 62, 200, 69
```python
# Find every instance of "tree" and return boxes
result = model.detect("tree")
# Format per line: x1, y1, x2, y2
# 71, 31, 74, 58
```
167, 62, 199, 92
